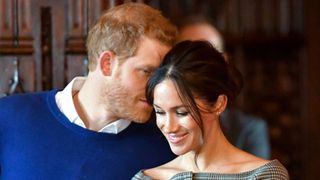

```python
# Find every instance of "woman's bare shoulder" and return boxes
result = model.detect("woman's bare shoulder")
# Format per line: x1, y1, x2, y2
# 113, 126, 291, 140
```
143, 158, 183, 179
229, 150, 271, 173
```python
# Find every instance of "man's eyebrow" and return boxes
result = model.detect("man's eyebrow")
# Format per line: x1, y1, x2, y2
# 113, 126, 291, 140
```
147, 66, 158, 71
138, 66, 157, 71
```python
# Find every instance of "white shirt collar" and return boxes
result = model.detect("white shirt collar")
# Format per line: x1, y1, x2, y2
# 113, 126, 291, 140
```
55, 77, 131, 134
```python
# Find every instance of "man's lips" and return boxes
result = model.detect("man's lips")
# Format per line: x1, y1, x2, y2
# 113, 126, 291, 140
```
140, 98, 148, 103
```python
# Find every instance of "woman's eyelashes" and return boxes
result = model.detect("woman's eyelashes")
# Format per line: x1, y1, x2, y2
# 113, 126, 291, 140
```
154, 107, 189, 117
155, 108, 165, 115
176, 111, 189, 117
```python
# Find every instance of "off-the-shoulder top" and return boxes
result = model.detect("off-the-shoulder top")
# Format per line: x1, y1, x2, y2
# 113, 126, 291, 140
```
132, 160, 289, 180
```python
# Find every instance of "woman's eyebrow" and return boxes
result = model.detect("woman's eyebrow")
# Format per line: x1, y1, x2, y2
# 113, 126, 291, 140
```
154, 104, 188, 110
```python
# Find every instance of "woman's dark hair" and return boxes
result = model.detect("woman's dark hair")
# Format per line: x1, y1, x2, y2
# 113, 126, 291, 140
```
146, 40, 243, 131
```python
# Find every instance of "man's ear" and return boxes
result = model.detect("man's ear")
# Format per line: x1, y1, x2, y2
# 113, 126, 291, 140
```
214, 95, 228, 115
99, 51, 115, 76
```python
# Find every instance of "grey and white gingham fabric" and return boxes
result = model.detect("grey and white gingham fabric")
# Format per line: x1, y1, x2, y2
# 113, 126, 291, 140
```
132, 160, 289, 180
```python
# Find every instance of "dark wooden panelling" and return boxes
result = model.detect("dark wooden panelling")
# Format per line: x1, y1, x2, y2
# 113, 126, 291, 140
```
0, 56, 34, 95
0, 0, 34, 94
0, 0, 149, 93
41, 6, 53, 90
0, 0, 33, 54
303, 0, 320, 179
65, 55, 88, 83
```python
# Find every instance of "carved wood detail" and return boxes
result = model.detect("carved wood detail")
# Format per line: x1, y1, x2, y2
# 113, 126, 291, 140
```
0, 0, 33, 54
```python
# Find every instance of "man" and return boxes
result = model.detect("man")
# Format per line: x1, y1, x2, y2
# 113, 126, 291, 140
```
178, 16, 271, 159
0, 3, 177, 179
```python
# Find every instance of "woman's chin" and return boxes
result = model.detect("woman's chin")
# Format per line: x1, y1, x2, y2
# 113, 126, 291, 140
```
170, 147, 189, 156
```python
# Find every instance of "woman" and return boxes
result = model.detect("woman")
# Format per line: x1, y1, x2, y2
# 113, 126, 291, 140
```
132, 41, 289, 180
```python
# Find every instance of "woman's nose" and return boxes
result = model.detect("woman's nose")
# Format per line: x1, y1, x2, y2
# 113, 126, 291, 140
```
162, 114, 179, 133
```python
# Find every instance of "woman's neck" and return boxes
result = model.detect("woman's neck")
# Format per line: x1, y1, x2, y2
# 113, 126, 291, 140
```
180, 122, 237, 172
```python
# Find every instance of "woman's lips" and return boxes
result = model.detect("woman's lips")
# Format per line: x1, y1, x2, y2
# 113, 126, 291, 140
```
167, 133, 188, 144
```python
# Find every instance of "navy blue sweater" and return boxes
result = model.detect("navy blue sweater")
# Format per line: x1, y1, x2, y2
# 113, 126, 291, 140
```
0, 90, 175, 180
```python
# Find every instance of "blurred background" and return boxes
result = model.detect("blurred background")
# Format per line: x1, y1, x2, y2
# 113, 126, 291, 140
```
0, 0, 319, 179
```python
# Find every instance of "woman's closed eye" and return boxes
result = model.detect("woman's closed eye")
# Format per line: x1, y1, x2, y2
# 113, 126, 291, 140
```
176, 111, 189, 117
155, 109, 165, 115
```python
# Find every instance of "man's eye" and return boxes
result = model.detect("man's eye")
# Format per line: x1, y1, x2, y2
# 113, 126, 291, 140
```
141, 69, 151, 75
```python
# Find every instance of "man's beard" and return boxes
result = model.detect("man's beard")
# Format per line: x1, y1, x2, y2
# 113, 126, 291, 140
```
102, 81, 152, 123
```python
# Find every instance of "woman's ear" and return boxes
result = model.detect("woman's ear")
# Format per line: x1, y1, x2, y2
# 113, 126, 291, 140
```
99, 51, 115, 76
214, 95, 228, 115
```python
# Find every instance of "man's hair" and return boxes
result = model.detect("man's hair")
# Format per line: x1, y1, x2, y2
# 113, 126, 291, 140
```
86, 3, 177, 71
